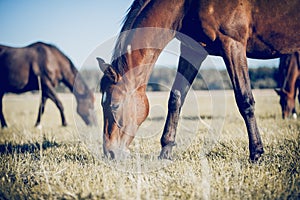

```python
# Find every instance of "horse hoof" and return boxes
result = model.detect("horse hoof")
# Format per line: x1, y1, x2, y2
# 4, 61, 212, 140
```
158, 154, 173, 160
250, 148, 264, 163
292, 113, 297, 119
36, 124, 43, 130
62, 123, 68, 127
158, 144, 175, 160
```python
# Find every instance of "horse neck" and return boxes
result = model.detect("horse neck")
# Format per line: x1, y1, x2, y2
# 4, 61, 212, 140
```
61, 63, 90, 101
111, 0, 186, 89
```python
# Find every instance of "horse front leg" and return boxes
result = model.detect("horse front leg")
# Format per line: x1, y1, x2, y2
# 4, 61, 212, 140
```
159, 43, 206, 159
221, 37, 264, 162
0, 93, 7, 128
44, 81, 67, 126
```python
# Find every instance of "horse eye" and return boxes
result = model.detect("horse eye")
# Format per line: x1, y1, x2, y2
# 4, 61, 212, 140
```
110, 104, 120, 110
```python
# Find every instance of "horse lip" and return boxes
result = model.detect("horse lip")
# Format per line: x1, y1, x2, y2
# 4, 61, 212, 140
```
106, 147, 131, 160
82, 115, 96, 126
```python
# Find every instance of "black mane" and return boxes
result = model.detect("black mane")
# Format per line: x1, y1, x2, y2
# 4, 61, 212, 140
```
121, 0, 150, 32
100, 0, 151, 93
110, 0, 151, 74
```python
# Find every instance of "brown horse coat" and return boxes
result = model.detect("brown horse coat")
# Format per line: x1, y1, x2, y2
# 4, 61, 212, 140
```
98, 0, 300, 161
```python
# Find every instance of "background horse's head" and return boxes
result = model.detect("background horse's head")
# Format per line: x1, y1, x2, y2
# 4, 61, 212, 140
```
97, 58, 149, 160
275, 88, 297, 119
76, 90, 98, 126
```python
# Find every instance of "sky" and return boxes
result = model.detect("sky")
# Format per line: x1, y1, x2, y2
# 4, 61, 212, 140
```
0, 0, 279, 70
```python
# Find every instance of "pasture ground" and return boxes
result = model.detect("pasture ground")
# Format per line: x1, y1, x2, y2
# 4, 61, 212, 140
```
0, 90, 299, 199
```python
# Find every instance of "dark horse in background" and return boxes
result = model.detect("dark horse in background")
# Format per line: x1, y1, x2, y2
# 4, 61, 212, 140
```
97, 0, 300, 161
0, 42, 97, 128
275, 52, 300, 119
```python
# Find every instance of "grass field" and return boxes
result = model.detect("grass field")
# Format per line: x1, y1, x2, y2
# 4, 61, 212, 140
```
0, 90, 299, 199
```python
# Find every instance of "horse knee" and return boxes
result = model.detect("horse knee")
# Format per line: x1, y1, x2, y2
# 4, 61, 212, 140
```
237, 96, 255, 118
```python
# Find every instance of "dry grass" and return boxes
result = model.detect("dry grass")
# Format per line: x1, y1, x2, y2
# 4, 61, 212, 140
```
0, 90, 299, 199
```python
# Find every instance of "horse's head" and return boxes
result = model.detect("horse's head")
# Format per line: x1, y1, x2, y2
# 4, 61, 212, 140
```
97, 58, 149, 160
275, 88, 297, 119
76, 90, 98, 126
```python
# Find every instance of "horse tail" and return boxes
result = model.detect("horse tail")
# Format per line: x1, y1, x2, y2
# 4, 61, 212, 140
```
37, 75, 42, 100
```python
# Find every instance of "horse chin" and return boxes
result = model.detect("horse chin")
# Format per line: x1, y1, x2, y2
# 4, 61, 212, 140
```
81, 113, 97, 126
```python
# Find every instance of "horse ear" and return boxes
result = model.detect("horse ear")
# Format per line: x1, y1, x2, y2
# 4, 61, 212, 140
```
274, 88, 282, 95
97, 57, 119, 83
96, 57, 109, 72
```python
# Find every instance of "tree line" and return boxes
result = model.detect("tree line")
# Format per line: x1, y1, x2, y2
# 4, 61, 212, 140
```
147, 66, 280, 91
55, 66, 280, 92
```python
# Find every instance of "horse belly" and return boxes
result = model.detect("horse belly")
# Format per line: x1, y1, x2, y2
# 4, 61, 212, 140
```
4, 64, 38, 93
248, 1, 300, 57
6, 77, 38, 94
246, 28, 300, 59
246, 39, 282, 59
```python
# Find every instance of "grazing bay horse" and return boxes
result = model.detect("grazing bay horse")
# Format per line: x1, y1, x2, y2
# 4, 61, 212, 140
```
0, 42, 97, 128
275, 52, 300, 119
97, 0, 300, 161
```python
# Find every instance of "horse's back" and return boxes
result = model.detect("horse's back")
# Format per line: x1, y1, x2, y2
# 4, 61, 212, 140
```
181, 0, 300, 58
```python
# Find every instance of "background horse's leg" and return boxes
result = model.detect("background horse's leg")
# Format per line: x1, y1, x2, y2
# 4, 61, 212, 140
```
293, 80, 300, 119
44, 81, 67, 126
35, 95, 47, 127
221, 37, 264, 161
0, 93, 7, 128
296, 78, 300, 108
292, 82, 298, 117
159, 43, 206, 159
